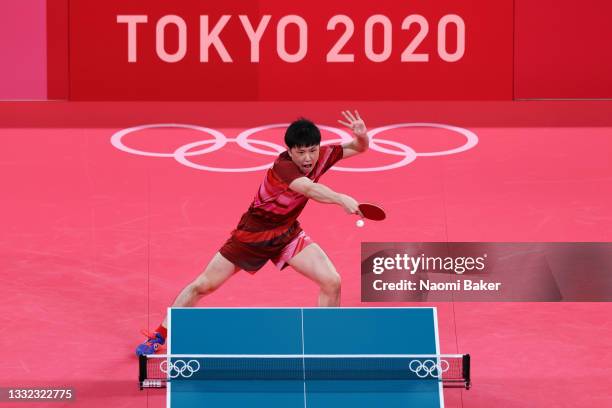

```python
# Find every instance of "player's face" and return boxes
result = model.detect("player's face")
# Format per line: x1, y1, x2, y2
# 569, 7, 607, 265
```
288, 145, 320, 174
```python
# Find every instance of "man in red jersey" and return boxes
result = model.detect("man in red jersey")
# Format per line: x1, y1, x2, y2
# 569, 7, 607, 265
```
136, 111, 369, 355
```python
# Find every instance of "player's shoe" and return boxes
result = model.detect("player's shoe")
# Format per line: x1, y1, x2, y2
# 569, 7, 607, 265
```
135, 330, 165, 356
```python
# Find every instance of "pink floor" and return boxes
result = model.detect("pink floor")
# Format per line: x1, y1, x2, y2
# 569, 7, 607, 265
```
1, 101, 611, 407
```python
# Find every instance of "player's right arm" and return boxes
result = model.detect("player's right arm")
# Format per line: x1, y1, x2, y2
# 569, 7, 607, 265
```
289, 177, 360, 215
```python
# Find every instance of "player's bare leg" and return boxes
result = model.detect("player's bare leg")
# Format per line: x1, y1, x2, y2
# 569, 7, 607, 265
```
161, 252, 240, 327
287, 244, 341, 306
136, 252, 239, 355
136, 252, 240, 356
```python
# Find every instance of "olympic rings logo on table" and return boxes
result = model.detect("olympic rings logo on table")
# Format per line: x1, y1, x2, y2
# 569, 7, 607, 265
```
111, 123, 478, 173
408, 359, 450, 379
159, 359, 201, 378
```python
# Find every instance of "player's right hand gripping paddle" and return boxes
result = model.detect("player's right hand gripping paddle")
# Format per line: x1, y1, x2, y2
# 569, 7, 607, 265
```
358, 203, 386, 221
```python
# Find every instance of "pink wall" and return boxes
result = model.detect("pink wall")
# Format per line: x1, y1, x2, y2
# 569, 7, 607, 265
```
0, 1, 47, 100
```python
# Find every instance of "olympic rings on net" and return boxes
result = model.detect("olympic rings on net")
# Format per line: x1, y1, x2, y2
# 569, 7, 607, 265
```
159, 359, 201, 379
408, 359, 450, 379
110, 122, 478, 173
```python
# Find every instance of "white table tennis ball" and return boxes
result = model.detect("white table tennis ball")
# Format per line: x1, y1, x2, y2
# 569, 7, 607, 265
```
356, 219, 365, 228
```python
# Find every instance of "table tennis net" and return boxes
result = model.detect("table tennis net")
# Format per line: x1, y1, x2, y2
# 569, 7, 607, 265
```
139, 354, 470, 389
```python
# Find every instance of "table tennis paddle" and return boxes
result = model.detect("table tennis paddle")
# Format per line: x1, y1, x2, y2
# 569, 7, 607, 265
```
358, 203, 386, 221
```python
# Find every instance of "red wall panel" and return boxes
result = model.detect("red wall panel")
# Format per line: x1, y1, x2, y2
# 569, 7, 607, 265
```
515, 0, 612, 99
67, 0, 513, 100
47, 0, 69, 99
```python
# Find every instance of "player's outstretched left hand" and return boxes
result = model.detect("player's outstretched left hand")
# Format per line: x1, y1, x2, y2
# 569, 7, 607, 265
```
338, 110, 367, 137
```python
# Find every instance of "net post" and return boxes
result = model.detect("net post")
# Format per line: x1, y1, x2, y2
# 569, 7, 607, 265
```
138, 354, 147, 390
462, 354, 471, 389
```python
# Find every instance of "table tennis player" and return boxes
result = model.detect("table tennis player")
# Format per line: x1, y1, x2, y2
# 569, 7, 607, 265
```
136, 110, 370, 355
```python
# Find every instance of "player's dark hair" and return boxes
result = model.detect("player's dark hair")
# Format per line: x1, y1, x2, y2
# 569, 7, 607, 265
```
284, 118, 321, 149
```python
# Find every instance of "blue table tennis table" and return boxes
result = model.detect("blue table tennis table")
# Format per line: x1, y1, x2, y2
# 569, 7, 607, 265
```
141, 307, 468, 408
